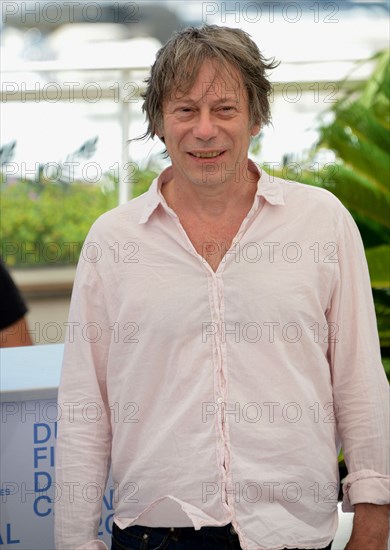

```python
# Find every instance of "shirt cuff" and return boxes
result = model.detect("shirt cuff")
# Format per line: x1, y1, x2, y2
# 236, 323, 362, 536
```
76, 540, 108, 550
341, 469, 390, 512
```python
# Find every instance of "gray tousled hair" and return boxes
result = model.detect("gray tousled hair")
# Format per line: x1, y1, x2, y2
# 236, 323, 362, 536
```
141, 25, 279, 140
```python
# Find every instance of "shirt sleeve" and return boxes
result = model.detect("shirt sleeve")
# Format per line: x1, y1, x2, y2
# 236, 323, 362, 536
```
55, 238, 112, 549
325, 205, 390, 512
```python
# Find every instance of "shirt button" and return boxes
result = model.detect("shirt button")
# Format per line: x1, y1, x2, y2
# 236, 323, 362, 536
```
217, 397, 223, 404
142, 534, 149, 539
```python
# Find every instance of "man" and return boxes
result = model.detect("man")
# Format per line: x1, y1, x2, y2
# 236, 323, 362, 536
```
55, 25, 389, 550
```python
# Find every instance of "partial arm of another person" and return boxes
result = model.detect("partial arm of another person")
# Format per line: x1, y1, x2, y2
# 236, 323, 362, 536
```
0, 258, 33, 347
0, 317, 32, 347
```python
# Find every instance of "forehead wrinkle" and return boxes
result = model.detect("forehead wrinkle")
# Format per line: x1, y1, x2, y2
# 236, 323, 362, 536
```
169, 95, 240, 107
166, 58, 244, 104
167, 80, 243, 110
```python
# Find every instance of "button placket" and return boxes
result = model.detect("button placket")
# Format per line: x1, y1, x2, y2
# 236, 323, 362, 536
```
207, 274, 226, 480
213, 276, 234, 511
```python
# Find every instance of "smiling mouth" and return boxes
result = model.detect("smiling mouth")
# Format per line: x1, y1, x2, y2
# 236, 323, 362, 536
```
189, 151, 225, 158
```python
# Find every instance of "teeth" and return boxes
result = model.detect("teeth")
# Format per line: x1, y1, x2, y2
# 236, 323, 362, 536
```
192, 151, 221, 158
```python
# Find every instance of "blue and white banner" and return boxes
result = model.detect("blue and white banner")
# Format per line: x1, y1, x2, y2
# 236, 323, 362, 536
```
0, 399, 113, 549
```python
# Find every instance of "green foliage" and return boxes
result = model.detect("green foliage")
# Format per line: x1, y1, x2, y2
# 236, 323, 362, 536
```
383, 357, 390, 379
1, 169, 157, 267
316, 51, 389, 229
314, 52, 390, 361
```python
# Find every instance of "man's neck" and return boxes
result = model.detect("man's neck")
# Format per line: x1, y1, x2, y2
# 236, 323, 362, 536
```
161, 165, 260, 222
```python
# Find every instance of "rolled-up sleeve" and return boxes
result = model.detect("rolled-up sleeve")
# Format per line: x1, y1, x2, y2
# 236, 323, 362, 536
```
326, 205, 390, 512
55, 233, 112, 549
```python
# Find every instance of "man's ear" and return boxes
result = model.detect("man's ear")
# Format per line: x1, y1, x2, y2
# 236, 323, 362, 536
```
155, 127, 165, 143
250, 123, 261, 137
155, 119, 164, 139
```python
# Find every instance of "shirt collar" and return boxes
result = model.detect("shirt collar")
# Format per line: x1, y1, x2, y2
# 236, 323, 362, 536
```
138, 166, 174, 224
250, 159, 286, 206
138, 159, 285, 224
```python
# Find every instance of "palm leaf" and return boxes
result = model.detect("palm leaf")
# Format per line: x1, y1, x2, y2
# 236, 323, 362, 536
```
302, 165, 390, 228
365, 245, 390, 288
319, 122, 389, 193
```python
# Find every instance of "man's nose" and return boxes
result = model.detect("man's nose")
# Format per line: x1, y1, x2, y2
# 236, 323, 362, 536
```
192, 111, 218, 141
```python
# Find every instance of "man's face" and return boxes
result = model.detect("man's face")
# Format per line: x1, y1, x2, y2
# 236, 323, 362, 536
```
158, 59, 260, 189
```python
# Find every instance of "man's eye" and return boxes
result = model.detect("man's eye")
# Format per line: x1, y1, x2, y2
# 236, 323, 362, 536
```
219, 106, 234, 112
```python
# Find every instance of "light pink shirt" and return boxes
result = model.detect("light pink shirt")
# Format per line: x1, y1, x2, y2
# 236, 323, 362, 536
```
55, 162, 389, 550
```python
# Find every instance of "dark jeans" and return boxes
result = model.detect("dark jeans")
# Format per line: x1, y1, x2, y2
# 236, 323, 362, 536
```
111, 522, 333, 550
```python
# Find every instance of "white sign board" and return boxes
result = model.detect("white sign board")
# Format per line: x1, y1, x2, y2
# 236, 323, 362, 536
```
1, 398, 112, 549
